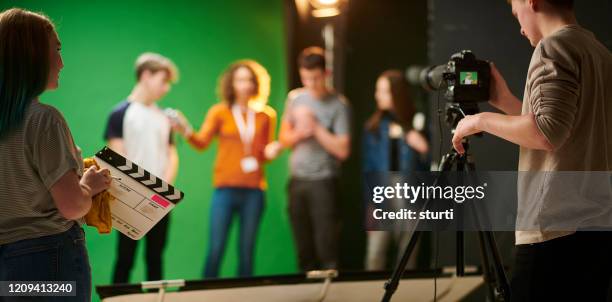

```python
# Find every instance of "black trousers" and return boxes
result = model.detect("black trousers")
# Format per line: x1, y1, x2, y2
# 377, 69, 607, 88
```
112, 215, 170, 283
510, 231, 612, 302
288, 177, 340, 271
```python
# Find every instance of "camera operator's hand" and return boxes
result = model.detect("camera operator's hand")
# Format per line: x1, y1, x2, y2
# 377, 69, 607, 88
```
489, 63, 522, 115
452, 114, 483, 155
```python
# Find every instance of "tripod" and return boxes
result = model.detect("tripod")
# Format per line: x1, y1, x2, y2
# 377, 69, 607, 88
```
380, 137, 511, 302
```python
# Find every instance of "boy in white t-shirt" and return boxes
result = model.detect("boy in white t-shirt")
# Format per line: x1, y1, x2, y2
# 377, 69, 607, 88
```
104, 52, 179, 283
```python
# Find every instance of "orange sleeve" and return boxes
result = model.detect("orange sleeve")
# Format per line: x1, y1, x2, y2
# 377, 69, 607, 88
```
188, 105, 221, 151
265, 105, 277, 143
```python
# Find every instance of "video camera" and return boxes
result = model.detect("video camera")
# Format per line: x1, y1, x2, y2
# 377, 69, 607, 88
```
407, 50, 491, 127
408, 50, 491, 103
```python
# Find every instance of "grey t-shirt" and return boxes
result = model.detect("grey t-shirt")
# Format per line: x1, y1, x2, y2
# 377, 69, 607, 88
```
284, 88, 350, 179
0, 101, 83, 245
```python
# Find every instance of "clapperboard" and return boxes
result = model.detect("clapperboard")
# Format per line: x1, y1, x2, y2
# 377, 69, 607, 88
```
95, 147, 184, 240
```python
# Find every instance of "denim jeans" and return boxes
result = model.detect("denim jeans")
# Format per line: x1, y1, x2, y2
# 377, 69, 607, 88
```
0, 223, 91, 302
204, 187, 264, 278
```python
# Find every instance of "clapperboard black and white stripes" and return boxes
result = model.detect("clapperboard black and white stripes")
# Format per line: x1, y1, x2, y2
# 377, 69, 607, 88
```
95, 147, 185, 240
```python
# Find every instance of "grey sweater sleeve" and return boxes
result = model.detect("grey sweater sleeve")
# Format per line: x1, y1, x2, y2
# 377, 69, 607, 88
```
528, 36, 580, 150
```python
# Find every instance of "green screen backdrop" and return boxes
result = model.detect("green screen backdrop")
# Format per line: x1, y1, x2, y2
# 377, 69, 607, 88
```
1, 0, 294, 300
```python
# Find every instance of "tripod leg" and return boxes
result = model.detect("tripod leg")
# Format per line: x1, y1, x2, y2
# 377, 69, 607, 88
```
380, 147, 461, 302
457, 231, 464, 276
477, 231, 498, 301
456, 152, 467, 277
483, 231, 511, 301
381, 230, 422, 302
462, 148, 510, 301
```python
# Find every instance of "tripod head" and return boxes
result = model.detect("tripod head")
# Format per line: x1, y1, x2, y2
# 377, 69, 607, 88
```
445, 102, 481, 133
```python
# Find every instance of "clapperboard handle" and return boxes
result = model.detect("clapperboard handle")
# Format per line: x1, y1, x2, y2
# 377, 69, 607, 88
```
95, 147, 185, 204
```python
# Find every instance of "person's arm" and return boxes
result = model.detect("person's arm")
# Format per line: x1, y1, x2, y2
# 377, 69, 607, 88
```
453, 42, 579, 155
406, 129, 429, 155
279, 119, 305, 149
164, 144, 179, 184
187, 106, 220, 151
50, 167, 110, 220
50, 170, 92, 220
263, 107, 283, 161
452, 112, 553, 154
107, 138, 126, 156
312, 101, 351, 161
279, 93, 313, 149
279, 103, 312, 148
267, 107, 277, 144
39, 111, 111, 220
104, 105, 128, 156
313, 125, 350, 161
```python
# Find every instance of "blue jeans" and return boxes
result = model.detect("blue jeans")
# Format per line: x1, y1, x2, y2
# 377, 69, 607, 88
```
204, 187, 264, 278
0, 223, 91, 302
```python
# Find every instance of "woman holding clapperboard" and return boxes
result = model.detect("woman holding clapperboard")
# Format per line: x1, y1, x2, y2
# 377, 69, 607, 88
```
0, 8, 111, 301
172, 60, 282, 278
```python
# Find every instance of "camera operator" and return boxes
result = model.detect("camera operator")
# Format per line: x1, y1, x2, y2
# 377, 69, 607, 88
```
451, 0, 612, 301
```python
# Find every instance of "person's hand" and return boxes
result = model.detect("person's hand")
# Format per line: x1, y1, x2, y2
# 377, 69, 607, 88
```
292, 106, 317, 141
169, 110, 193, 137
295, 121, 316, 140
81, 166, 111, 196
452, 114, 482, 155
405, 129, 429, 155
389, 123, 403, 139
264, 141, 283, 160
489, 62, 514, 110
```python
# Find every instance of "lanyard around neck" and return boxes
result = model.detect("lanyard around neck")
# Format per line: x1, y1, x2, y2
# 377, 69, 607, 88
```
232, 104, 255, 154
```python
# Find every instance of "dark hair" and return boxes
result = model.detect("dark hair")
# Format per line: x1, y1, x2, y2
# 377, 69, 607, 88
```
298, 46, 326, 71
507, 0, 573, 9
0, 8, 55, 138
546, 0, 573, 9
218, 61, 259, 106
365, 70, 416, 132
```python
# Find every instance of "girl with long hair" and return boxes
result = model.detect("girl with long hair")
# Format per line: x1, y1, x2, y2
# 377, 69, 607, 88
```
363, 70, 430, 271
0, 8, 111, 301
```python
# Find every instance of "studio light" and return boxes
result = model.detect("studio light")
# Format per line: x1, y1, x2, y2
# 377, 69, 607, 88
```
308, 0, 344, 18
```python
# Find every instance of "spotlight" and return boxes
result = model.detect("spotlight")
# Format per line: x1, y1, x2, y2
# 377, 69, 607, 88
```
308, 0, 345, 18
309, 0, 339, 9
312, 8, 340, 18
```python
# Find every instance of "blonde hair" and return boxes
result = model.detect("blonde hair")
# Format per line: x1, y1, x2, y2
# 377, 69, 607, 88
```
135, 52, 179, 83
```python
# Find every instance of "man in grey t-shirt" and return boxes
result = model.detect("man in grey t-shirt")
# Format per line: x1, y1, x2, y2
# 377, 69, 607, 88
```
286, 91, 350, 179
280, 47, 350, 271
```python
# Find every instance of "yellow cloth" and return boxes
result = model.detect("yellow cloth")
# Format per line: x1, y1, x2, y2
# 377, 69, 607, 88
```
83, 158, 113, 234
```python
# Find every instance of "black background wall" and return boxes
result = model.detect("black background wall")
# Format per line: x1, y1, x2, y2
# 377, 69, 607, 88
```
341, 0, 430, 270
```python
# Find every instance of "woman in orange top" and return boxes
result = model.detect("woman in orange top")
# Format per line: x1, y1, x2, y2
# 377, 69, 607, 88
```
177, 60, 280, 278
